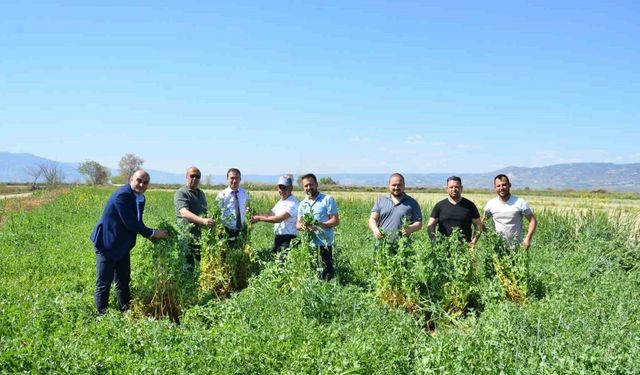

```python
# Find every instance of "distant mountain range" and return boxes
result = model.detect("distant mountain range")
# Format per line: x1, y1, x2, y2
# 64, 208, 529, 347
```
1, 152, 639, 192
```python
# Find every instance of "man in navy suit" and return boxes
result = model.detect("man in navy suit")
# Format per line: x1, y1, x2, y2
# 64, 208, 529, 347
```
90, 169, 169, 313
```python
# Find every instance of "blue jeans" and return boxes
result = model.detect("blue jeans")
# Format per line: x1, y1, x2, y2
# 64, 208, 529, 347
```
95, 251, 131, 313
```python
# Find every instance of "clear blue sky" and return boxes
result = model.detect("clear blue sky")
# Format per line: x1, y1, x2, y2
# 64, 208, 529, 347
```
2, 1, 639, 175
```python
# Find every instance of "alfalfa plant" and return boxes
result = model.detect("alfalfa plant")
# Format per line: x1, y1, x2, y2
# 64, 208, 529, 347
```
296, 210, 331, 279
274, 237, 318, 292
419, 230, 483, 324
477, 225, 531, 304
372, 224, 420, 314
199, 199, 254, 299
132, 218, 195, 323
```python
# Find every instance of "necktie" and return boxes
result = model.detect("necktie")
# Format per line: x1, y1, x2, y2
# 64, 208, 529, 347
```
233, 190, 242, 230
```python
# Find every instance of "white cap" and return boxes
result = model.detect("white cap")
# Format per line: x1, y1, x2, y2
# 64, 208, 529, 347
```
277, 175, 293, 186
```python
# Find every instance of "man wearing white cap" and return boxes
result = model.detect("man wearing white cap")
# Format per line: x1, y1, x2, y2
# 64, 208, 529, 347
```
251, 175, 299, 254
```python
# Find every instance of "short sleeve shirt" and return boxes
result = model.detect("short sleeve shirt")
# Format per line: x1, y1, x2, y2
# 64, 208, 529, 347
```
174, 186, 208, 228
272, 194, 299, 236
372, 194, 423, 235
430, 197, 480, 242
298, 192, 338, 246
484, 195, 532, 244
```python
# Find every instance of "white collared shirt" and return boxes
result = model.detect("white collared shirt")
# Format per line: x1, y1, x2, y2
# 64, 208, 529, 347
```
216, 187, 250, 230
135, 193, 145, 221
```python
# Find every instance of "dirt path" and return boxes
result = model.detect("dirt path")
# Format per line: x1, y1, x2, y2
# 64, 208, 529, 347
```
0, 192, 34, 200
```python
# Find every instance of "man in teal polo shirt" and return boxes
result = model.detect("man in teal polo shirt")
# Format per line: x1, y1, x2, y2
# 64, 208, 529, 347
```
296, 173, 339, 280
369, 173, 423, 242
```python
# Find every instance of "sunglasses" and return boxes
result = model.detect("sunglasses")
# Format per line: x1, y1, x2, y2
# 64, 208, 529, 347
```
135, 178, 150, 185
189, 174, 201, 179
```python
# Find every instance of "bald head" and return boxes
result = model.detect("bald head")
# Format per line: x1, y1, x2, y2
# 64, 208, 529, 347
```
130, 169, 150, 194
186, 166, 202, 190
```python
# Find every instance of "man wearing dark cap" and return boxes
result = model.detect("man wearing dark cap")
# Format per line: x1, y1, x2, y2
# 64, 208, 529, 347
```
251, 175, 300, 254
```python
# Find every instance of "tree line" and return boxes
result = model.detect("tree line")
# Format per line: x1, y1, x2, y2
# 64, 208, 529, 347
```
75, 154, 341, 187
27, 153, 144, 188
27, 153, 342, 188
77, 153, 144, 185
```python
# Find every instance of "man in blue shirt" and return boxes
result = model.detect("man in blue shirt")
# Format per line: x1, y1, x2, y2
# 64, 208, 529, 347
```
296, 173, 339, 280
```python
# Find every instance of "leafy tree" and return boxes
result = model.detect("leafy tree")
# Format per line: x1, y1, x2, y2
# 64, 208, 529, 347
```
110, 174, 127, 185
319, 176, 338, 186
78, 160, 111, 185
118, 153, 144, 179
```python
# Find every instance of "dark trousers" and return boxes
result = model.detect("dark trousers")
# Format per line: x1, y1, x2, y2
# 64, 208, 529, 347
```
185, 240, 201, 272
273, 234, 296, 264
318, 246, 334, 281
95, 251, 131, 313
225, 227, 242, 238
273, 234, 296, 253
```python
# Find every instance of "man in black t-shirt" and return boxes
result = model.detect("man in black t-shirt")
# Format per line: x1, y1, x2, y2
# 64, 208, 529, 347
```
427, 176, 482, 245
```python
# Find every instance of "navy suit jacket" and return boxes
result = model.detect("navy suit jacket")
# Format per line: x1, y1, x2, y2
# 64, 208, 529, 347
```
91, 184, 154, 261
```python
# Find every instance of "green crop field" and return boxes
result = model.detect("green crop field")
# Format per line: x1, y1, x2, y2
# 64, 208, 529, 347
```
1, 187, 639, 374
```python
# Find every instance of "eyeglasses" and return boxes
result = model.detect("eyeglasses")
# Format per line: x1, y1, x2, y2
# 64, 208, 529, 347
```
135, 178, 150, 185
189, 174, 201, 179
